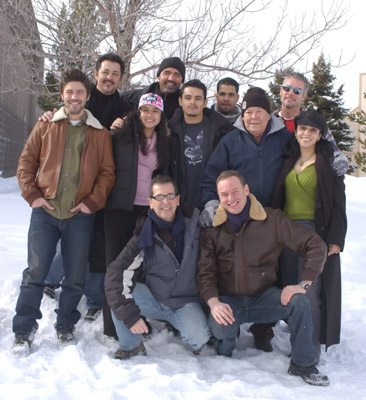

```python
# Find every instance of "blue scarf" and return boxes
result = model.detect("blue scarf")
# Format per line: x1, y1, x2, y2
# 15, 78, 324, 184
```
138, 207, 185, 263
226, 197, 251, 232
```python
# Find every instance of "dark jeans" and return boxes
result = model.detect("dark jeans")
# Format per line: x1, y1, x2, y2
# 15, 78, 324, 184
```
103, 206, 148, 337
280, 219, 322, 363
45, 246, 104, 309
209, 286, 316, 367
13, 207, 94, 337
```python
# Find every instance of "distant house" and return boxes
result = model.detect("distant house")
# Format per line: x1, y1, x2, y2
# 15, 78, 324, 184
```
0, 1, 43, 177
346, 73, 366, 177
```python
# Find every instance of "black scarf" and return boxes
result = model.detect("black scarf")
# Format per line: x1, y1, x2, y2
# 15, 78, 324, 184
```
86, 85, 121, 128
138, 207, 185, 263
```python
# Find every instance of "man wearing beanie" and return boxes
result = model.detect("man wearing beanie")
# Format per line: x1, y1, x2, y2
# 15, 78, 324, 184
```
200, 86, 291, 353
120, 56, 185, 120
202, 87, 290, 208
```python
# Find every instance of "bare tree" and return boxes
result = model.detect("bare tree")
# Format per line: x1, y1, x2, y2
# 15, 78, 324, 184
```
1, 0, 348, 93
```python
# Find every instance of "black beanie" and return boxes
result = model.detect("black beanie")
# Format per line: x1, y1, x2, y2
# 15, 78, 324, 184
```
157, 57, 186, 82
294, 110, 328, 134
241, 87, 271, 114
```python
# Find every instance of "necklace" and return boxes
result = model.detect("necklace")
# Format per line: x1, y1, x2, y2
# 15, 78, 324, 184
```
299, 154, 315, 167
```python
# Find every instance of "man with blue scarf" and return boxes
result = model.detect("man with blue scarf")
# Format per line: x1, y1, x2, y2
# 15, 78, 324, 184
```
196, 170, 329, 386
105, 175, 210, 359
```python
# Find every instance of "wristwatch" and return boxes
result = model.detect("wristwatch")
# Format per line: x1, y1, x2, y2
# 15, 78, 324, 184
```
299, 281, 310, 291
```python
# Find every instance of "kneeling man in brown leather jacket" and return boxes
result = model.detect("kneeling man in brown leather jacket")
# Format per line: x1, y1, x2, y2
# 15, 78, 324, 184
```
196, 170, 329, 386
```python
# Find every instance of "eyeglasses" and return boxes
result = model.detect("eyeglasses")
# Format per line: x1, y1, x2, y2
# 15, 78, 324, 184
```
150, 193, 178, 201
281, 85, 303, 95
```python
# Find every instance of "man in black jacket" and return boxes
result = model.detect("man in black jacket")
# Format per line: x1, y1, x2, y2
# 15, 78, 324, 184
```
118, 56, 185, 121
168, 79, 233, 209
105, 175, 210, 360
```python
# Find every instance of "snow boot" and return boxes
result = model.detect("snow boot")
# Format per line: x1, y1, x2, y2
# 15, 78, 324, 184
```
288, 360, 329, 386
114, 342, 146, 360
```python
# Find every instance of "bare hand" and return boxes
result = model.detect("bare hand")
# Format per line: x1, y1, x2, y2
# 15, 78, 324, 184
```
281, 284, 308, 306
38, 108, 57, 122
110, 117, 124, 130
208, 297, 235, 326
70, 202, 92, 214
31, 197, 54, 210
130, 318, 149, 334
328, 244, 341, 256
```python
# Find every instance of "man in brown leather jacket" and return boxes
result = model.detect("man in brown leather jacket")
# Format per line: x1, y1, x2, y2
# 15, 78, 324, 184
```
11, 69, 115, 357
196, 170, 330, 386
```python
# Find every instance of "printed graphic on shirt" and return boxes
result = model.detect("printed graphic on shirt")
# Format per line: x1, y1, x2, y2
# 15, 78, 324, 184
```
184, 129, 203, 165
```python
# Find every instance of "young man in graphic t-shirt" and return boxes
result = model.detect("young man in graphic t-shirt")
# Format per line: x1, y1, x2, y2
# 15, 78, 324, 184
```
168, 79, 233, 209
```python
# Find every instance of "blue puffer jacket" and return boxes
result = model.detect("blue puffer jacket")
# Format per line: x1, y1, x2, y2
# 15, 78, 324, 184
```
201, 115, 291, 207
105, 204, 202, 329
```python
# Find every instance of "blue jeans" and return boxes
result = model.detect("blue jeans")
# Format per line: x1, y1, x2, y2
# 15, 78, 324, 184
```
112, 283, 210, 351
209, 286, 316, 367
13, 207, 94, 337
280, 220, 322, 363
45, 246, 104, 309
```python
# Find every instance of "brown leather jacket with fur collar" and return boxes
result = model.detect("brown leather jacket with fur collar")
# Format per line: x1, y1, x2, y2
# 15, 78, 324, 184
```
196, 193, 327, 302
17, 108, 115, 213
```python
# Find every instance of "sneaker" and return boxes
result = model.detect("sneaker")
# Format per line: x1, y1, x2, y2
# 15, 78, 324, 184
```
84, 308, 101, 322
114, 342, 146, 360
11, 329, 37, 358
288, 360, 329, 386
44, 285, 56, 299
253, 335, 273, 352
56, 331, 75, 348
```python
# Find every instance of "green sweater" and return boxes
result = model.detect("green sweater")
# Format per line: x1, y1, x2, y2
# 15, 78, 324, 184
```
47, 113, 87, 220
283, 164, 317, 221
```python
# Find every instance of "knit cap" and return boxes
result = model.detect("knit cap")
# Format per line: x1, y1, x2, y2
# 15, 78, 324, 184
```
241, 87, 271, 114
157, 57, 185, 82
138, 93, 164, 112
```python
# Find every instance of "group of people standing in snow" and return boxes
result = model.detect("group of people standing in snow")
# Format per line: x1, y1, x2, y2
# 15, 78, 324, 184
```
11, 53, 347, 387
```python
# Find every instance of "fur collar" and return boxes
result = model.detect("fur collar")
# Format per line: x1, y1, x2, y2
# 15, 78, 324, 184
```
212, 193, 267, 227
52, 107, 103, 130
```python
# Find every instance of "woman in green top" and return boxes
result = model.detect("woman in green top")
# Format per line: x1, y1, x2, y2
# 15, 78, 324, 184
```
272, 110, 347, 364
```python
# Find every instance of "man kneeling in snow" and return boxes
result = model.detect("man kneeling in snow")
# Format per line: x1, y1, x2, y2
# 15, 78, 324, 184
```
196, 170, 329, 386
105, 175, 210, 359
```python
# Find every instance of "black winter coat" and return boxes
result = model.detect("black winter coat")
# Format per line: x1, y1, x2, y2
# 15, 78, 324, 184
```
168, 107, 233, 205
271, 150, 347, 349
105, 120, 168, 212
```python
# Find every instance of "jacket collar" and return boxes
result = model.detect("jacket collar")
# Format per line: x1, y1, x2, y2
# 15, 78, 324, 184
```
233, 113, 285, 135
212, 193, 267, 227
52, 107, 104, 130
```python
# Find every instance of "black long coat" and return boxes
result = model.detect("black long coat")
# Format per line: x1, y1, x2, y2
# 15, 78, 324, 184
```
271, 150, 347, 349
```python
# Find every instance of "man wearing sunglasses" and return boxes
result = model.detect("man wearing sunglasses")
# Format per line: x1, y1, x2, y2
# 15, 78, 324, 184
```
275, 72, 309, 132
105, 175, 210, 359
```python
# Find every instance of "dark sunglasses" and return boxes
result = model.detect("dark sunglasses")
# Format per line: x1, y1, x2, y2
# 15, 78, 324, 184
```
281, 85, 303, 95
150, 193, 178, 201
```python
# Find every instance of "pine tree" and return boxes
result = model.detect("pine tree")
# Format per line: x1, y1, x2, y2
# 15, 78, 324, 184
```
348, 107, 366, 172
37, 0, 104, 112
37, 72, 61, 112
304, 54, 354, 152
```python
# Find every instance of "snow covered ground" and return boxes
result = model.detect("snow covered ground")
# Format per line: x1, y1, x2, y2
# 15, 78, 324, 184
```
0, 175, 365, 400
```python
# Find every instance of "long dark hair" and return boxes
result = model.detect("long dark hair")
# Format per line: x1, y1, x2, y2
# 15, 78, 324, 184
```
285, 133, 334, 164
113, 110, 170, 169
